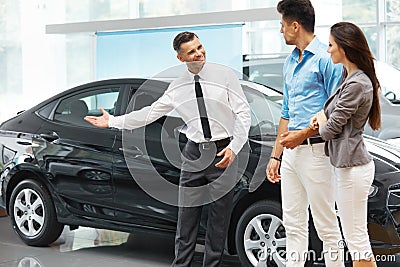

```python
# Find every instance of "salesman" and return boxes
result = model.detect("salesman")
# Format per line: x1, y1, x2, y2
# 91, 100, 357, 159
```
85, 31, 251, 267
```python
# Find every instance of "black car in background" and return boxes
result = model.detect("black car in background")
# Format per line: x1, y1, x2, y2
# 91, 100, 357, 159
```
1, 78, 400, 266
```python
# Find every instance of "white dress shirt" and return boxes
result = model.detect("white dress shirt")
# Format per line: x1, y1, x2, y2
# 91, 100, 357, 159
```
108, 63, 251, 155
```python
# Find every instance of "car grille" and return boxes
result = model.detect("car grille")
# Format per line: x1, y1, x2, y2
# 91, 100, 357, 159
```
387, 184, 400, 229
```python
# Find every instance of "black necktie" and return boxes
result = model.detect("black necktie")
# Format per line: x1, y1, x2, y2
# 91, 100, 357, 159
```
194, 75, 212, 141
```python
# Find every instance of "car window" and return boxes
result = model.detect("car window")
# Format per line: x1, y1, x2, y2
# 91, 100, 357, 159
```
243, 55, 286, 93
125, 80, 167, 114
242, 85, 281, 138
247, 62, 284, 92
127, 88, 183, 120
36, 101, 58, 119
54, 88, 119, 127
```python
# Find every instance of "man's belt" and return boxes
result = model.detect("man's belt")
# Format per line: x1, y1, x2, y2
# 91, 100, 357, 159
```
198, 137, 231, 150
300, 136, 324, 145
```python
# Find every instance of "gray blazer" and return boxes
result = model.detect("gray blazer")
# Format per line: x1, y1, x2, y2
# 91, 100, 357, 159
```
319, 69, 373, 168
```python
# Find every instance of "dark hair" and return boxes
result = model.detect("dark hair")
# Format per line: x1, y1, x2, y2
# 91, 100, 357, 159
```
173, 31, 198, 52
277, 0, 315, 33
330, 22, 381, 130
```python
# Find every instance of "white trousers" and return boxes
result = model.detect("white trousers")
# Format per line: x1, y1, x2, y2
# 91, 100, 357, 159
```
281, 143, 344, 267
334, 160, 374, 261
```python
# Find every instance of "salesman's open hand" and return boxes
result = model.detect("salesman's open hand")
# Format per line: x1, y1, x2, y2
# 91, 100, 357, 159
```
84, 108, 110, 128
215, 147, 236, 168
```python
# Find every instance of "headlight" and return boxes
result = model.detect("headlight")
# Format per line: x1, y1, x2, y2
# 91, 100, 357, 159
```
387, 185, 400, 227
368, 184, 378, 198
2, 146, 16, 165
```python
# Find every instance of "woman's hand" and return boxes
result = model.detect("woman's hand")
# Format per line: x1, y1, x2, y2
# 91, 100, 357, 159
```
309, 115, 319, 130
316, 109, 327, 126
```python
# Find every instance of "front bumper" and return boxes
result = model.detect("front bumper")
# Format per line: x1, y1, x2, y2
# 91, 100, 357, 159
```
368, 180, 400, 255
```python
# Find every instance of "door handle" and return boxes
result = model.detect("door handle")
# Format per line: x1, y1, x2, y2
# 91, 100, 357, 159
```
39, 132, 60, 142
118, 146, 143, 158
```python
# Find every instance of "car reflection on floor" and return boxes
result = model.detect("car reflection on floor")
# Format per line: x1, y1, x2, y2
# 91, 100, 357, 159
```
0, 216, 242, 267
58, 227, 130, 252
1, 215, 399, 266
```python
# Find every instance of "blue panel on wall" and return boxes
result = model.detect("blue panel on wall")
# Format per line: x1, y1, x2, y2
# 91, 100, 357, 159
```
96, 24, 242, 79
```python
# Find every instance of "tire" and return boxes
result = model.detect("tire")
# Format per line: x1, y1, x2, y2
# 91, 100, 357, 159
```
16, 256, 43, 267
235, 200, 286, 267
9, 179, 64, 246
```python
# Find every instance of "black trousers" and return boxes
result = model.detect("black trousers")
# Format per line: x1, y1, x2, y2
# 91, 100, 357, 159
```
171, 140, 238, 267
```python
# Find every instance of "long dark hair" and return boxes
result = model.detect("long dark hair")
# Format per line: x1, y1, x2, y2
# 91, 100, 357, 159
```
330, 22, 381, 130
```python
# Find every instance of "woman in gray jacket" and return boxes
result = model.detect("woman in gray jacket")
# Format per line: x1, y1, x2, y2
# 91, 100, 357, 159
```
313, 22, 381, 267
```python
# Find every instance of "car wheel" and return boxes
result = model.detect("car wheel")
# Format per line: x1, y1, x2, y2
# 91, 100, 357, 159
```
9, 179, 64, 246
236, 200, 286, 267
17, 256, 43, 267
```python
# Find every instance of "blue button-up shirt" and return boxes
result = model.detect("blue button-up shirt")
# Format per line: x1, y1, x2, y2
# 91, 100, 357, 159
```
281, 37, 343, 130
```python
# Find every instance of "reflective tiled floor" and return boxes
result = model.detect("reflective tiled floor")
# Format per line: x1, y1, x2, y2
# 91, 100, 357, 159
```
0, 215, 241, 267
1, 214, 399, 267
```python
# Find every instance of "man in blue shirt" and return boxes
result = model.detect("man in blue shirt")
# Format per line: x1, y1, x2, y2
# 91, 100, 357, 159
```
266, 1, 345, 266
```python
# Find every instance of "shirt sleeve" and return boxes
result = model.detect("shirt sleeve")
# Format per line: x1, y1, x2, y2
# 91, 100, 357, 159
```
226, 69, 251, 155
323, 58, 343, 96
319, 81, 365, 140
281, 83, 290, 120
281, 61, 290, 120
108, 88, 174, 130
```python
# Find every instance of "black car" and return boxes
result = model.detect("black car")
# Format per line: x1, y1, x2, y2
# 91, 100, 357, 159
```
1, 78, 400, 267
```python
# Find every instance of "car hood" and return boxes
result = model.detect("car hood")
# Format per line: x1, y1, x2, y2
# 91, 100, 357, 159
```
365, 135, 400, 167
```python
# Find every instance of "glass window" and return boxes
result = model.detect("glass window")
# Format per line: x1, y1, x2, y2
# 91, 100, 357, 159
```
66, 33, 95, 86
62, 0, 278, 23
386, 24, 400, 69
386, 0, 400, 22
359, 25, 378, 58
65, 0, 131, 23
37, 101, 57, 119
243, 54, 286, 92
242, 84, 282, 138
125, 80, 167, 114
245, 20, 285, 55
0, 0, 22, 123
342, 0, 377, 23
376, 60, 400, 103
54, 88, 119, 127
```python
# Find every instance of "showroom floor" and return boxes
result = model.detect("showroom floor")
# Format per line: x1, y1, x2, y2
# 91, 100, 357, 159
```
0, 215, 242, 267
0, 215, 399, 267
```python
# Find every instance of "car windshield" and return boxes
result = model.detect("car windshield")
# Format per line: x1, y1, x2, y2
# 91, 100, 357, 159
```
243, 54, 286, 93
375, 61, 400, 104
241, 81, 283, 139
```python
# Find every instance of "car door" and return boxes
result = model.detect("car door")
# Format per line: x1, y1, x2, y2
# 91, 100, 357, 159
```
33, 84, 123, 220
112, 79, 185, 231
240, 83, 279, 190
